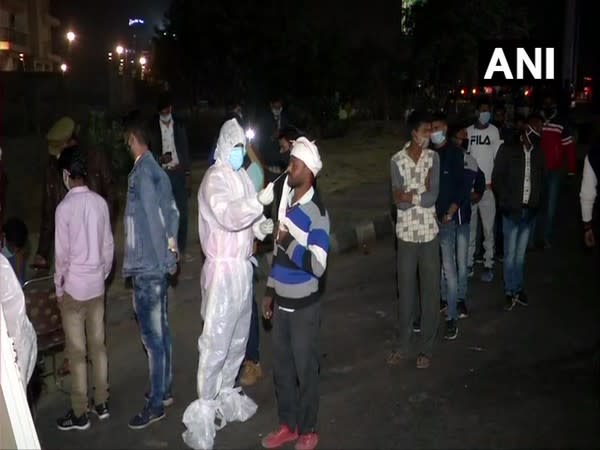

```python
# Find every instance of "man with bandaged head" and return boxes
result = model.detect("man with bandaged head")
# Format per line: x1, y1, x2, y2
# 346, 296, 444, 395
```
182, 119, 274, 450
261, 137, 330, 450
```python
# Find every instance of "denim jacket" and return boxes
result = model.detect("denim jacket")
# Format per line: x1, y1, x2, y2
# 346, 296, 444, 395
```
123, 152, 180, 276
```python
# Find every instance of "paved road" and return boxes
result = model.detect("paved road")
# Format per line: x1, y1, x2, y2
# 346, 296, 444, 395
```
33, 184, 599, 449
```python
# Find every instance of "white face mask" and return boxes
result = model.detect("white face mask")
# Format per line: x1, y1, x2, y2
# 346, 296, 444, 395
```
272, 107, 282, 117
413, 134, 429, 149
160, 113, 172, 122
62, 170, 71, 191
430, 130, 445, 145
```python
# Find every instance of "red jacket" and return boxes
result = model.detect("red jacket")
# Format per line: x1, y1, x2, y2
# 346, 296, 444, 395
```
540, 117, 576, 173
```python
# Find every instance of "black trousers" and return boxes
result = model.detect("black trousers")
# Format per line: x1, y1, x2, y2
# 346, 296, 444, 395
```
167, 170, 188, 254
272, 301, 321, 435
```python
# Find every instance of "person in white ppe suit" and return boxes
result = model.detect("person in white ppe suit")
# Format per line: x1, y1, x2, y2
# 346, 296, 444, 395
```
1, 253, 37, 389
182, 119, 276, 450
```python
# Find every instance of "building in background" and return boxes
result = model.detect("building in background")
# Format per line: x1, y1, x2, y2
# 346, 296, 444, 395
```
0, 0, 61, 72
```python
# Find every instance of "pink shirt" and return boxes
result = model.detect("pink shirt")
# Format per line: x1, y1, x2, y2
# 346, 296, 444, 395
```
54, 186, 114, 301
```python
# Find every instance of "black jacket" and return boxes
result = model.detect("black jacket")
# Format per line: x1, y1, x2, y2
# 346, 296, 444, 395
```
258, 110, 290, 168
149, 114, 191, 173
492, 143, 545, 220
433, 142, 465, 221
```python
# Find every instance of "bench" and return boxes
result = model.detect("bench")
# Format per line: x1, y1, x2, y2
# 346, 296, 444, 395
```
22, 275, 65, 386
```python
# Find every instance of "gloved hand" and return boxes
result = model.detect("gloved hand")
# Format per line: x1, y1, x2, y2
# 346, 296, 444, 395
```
257, 182, 275, 206
259, 219, 274, 235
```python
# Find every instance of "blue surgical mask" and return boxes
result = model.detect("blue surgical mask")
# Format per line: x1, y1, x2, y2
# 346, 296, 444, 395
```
430, 130, 445, 145
228, 146, 245, 171
478, 111, 491, 125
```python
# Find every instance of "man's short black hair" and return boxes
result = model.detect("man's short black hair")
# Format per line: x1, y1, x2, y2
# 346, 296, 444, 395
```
527, 112, 544, 123
514, 113, 526, 123
157, 91, 173, 111
278, 125, 301, 141
542, 88, 557, 102
476, 95, 492, 109
431, 111, 447, 123
447, 122, 463, 139
226, 97, 243, 111
124, 119, 150, 147
407, 110, 432, 133
58, 146, 87, 179
3, 217, 28, 249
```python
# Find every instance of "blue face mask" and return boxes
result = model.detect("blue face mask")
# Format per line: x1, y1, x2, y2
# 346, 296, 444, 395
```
430, 130, 445, 145
478, 111, 491, 125
228, 146, 245, 171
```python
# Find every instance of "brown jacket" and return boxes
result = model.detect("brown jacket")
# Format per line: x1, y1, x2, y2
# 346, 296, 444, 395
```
37, 147, 116, 260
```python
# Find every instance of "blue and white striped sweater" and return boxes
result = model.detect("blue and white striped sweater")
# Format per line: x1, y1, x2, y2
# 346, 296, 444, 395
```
266, 189, 330, 309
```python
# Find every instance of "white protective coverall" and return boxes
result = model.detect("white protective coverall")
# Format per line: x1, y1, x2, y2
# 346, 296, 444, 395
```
182, 119, 269, 450
0, 253, 37, 389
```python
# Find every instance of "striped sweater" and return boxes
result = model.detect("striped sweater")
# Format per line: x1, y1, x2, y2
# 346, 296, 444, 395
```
266, 187, 330, 309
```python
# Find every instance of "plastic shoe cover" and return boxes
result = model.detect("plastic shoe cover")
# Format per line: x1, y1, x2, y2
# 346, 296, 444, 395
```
182, 399, 217, 450
217, 387, 258, 423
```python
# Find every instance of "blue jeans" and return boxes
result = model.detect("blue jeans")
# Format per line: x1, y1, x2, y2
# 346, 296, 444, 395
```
456, 223, 470, 301
502, 210, 534, 295
534, 170, 562, 244
132, 274, 172, 413
440, 222, 458, 320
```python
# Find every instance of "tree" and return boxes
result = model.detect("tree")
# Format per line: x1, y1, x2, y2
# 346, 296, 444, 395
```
407, 0, 530, 89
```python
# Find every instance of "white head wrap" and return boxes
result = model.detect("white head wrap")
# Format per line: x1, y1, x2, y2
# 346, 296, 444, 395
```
290, 137, 322, 177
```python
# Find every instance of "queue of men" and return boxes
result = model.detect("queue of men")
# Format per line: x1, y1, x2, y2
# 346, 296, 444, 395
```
388, 91, 583, 369
1, 89, 596, 450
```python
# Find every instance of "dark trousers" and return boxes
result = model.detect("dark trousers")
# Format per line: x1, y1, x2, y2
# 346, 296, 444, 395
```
245, 276, 260, 363
167, 170, 188, 254
272, 301, 321, 435
396, 237, 440, 357
495, 211, 504, 256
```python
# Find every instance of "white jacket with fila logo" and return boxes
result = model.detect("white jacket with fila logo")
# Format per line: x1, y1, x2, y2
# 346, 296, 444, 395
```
467, 123, 502, 185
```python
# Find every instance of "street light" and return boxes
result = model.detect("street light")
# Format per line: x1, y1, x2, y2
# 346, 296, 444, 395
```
116, 45, 124, 55
60, 63, 68, 73
139, 56, 147, 66
66, 31, 76, 43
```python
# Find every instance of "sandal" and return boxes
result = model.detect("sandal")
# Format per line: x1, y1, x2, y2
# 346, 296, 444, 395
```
416, 353, 431, 369
386, 350, 406, 366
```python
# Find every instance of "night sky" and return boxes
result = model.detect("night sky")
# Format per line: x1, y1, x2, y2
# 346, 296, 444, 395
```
52, 0, 169, 53
51, 0, 593, 89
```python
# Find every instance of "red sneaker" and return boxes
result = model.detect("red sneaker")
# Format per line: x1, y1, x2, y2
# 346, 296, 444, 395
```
261, 425, 299, 449
295, 433, 319, 450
